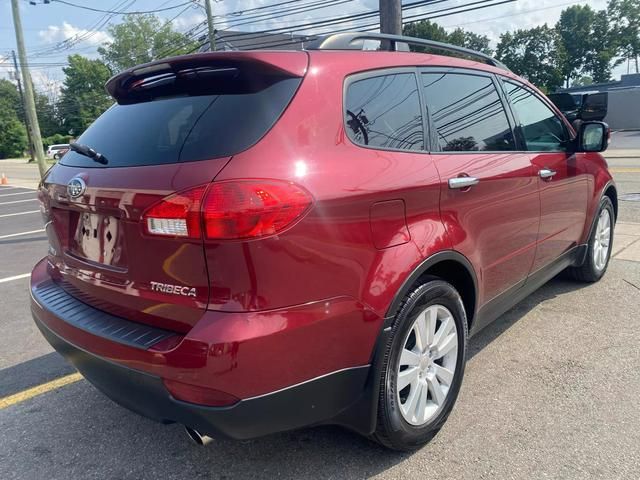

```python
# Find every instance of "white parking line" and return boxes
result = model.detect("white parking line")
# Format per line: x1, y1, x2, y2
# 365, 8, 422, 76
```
0, 273, 30, 284
0, 185, 37, 190
0, 191, 34, 198
0, 210, 40, 219
0, 229, 45, 240
0, 198, 38, 206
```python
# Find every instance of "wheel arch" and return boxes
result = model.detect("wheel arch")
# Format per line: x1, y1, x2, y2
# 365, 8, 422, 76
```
385, 251, 478, 330
585, 181, 618, 242
332, 250, 479, 437
604, 183, 618, 221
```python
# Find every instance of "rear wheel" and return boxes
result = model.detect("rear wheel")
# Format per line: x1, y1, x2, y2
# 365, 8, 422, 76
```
373, 279, 468, 451
567, 196, 614, 282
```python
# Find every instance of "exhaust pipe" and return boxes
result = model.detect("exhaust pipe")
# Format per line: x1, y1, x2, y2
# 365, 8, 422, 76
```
184, 426, 214, 446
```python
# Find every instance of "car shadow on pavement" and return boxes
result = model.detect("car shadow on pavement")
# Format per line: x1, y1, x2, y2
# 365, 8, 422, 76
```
467, 274, 586, 361
0, 275, 589, 480
0, 352, 75, 398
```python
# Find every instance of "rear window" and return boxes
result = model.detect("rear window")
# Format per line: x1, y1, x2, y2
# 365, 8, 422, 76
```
60, 76, 300, 168
345, 72, 424, 151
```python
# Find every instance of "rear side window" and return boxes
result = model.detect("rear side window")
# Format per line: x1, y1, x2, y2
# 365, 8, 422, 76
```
345, 73, 424, 151
504, 81, 569, 152
60, 77, 300, 168
422, 72, 515, 152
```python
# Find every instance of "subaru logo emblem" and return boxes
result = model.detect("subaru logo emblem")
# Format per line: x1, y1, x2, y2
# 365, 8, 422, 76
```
67, 177, 86, 199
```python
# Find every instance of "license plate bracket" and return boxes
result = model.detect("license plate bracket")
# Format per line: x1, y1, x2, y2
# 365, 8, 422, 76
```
69, 212, 126, 268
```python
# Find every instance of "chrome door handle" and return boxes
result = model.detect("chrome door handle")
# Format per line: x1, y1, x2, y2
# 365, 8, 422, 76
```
539, 168, 556, 179
448, 177, 479, 189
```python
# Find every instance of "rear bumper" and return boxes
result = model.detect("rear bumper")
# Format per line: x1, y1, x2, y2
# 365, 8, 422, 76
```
30, 258, 379, 439
33, 314, 368, 439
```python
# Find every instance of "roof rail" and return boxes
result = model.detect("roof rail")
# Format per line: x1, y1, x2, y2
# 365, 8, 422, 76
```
306, 32, 510, 71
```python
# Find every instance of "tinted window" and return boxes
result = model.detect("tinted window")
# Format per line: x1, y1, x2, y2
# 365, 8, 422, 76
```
505, 81, 568, 152
60, 77, 300, 168
422, 73, 515, 152
345, 73, 424, 151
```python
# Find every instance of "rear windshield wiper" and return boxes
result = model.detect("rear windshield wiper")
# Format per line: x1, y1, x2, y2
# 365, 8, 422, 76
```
69, 142, 108, 165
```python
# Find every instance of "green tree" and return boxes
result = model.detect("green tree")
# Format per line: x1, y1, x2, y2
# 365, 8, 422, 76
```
584, 10, 620, 83
0, 78, 22, 116
609, 0, 640, 73
0, 79, 27, 158
403, 20, 492, 55
98, 14, 199, 73
403, 20, 449, 44
556, 5, 597, 87
35, 93, 62, 138
448, 28, 492, 55
58, 54, 113, 136
496, 25, 563, 91
573, 75, 594, 87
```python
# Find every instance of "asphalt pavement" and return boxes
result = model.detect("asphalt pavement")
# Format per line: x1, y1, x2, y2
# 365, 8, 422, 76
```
1, 157, 640, 479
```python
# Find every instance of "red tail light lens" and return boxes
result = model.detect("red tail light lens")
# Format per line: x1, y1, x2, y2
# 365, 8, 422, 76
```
142, 180, 312, 240
143, 186, 206, 239
202, 180, 312, 240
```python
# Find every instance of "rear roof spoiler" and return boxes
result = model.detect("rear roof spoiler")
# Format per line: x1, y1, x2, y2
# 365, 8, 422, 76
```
105, 51, 309, 103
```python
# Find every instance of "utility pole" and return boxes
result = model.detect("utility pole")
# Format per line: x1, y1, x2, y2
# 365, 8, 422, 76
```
379, 0, 402, 36
204, 0, 216, 52
10, 0, 47, 178
12, 50, 34, 163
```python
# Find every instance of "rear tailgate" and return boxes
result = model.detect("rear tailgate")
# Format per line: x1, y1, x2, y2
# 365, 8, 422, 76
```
39, 51, 308, 333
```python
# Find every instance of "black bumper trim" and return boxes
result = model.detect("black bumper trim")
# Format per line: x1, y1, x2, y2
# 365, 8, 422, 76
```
33, 311, 370, 440
32, 281, 175, 349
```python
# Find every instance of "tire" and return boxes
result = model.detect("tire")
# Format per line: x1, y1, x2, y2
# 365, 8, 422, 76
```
372, 278, 468, 451
567, 196, 615, 283
53, 153, 60, 160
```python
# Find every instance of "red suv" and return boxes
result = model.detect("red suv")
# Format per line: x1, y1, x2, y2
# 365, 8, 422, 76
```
31, 33, 616, 451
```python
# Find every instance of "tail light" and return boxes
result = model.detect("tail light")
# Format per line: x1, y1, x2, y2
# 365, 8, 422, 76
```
143, 186, 206, 239
142, 180, 312, 240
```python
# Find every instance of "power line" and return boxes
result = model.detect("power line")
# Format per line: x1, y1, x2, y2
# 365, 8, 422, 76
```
27, 0, 137, 58
219, 0, 356, 28
155, 0, 357, 57
40, 0, 196, 15
10, 0, 515, 71
443, 0, 582, 28
203, 0, 450, 47
197, 0, 509, 51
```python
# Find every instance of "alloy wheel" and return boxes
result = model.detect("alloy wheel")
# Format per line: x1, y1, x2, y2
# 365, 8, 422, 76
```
396, 304, 458, 426
593, 209, 611, 271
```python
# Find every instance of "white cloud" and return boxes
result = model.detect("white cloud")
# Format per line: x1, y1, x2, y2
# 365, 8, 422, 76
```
410, 0, 608, 44
38, 21, 112, 46
171, 12, 207, 30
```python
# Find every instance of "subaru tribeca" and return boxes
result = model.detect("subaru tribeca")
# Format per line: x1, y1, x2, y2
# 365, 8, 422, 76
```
31, 33, 616, 451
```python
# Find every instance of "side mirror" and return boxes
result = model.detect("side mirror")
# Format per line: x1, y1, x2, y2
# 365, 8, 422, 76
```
578, 121, 609, 153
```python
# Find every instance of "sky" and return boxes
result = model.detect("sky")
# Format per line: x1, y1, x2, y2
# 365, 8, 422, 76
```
0, 0, 626, 96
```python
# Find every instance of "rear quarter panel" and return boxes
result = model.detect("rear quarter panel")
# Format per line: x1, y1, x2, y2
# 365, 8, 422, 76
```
209, 52, 450, 319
